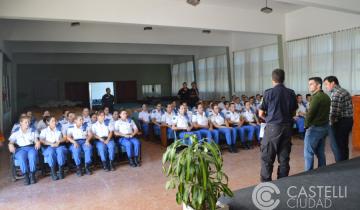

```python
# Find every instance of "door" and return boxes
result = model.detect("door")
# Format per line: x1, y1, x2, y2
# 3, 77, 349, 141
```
115, 81, 137, 102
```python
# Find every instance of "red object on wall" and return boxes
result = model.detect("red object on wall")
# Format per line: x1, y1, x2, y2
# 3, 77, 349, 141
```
115, 81, 137, 102
352, 96, 360, 150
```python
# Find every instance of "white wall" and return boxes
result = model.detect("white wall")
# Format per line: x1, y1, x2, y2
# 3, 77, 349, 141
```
285, 7, 360, 41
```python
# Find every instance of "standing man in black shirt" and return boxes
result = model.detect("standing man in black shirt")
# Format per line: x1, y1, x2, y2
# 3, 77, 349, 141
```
189, 82, 199, 108
259, 69, 297, 182
177, 82, 190, 104
101, 88, 115, 113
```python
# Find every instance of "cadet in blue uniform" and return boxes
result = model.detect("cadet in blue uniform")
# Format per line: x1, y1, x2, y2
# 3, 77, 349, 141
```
11, 113, 27, 134
242, 101, 261, 145
138, 104, 151, 137
294, 94, 307, 139
67, 115, 93, 176
82, 108, 91, 125
91, 111, 116, 171
26, 110, 36, 128
61, 112, 76, 142
192, 103, 217, 143
36, 110, 51, 133
172, 104, 200, 145
8, 116, 41, 185
90, 112, 98, 125
114, 110, 141, 167
161, 104, 175, 139
210, 103, 237, 153
104, 106, 113, 121
58, 110, 70, 125
171, 100, 178, 114
39, 116, 68, 180
151, 103, 163, 136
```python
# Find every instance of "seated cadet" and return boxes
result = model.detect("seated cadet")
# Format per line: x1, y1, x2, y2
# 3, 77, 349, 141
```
39, 116, 68, 180
231, 102, 255, 150
192, 103, 218, 143
210, 104, 237, 153
67, 115, 93, 176
91, 111, 116, 171
82, 108, 91, 125
90, 112, 98, 125
138, 104, 151, 138
36, 110, 51, 133
234, 97, 243, 112
61, 112, 76, 141
171, 104, 200, 145
11, 113, 27, 134
161, 104, 176, 139
241, 95, 248, 106
8, 116, 41, 185
218, 96, 226, 110
294, 94, 307, 139
242, 101, 261, 144
151, 103, 163, 137
58, 110, 70, 125
104, 106, 113, 121
305, 94, 311, 110
110, 110, 119, 129
249, 97, 258, 113
221, 101, 230, 116
181, 102, 194, 122
26, 110, 36, 128
206, 102, 214, 117
171, 100, 178, 114
114, 110, 141, 167
255, 94, 262, 107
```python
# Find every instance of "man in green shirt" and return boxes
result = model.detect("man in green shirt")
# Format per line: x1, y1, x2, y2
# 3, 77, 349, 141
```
304, 77, 331, 171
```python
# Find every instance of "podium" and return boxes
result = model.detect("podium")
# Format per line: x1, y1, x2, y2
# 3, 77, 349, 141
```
353, 96, 360, 150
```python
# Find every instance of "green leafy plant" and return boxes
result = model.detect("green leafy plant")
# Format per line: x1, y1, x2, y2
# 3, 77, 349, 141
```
162, 135, 233, 210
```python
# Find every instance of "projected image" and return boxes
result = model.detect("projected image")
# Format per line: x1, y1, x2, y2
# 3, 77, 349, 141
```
89, 82, 114, 108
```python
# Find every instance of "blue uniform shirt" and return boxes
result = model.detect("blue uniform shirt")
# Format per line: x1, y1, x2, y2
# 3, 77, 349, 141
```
259, 83, 297, 125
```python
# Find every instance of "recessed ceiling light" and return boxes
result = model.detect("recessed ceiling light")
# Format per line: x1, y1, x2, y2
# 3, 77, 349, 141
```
144, 26, 153, 31
70, 22, 80, 27
261, 0, 273, 14
187, 0, 200, 6
202, 30, 211, 34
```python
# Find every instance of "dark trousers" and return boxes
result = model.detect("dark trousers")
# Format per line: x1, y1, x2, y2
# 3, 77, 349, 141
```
333, 118, 353, 161
260, 124, 292, 182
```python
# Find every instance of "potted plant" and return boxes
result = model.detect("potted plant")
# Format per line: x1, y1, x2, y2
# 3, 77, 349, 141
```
162, 135, 233, 210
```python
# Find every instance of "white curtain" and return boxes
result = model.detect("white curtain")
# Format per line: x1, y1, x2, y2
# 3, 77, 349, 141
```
171, 61, 194, 95
234, 44, 279, 96
286, 27, 360, 95
196, 54, 229, 100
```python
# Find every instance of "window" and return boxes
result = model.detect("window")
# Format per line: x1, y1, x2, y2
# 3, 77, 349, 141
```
171, 61, 194, 95
142, 84, 161, 97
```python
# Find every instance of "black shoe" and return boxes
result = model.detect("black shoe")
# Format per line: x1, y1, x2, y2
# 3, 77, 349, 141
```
30, 172, 37, 184
134, 157, 141, 167
58, 166, 64, 179
228, 146, 234, 153
232, 145, 239, 153
23, 173, 30, 186
109, 161, 115, 171
85, 164, 92, 175
244, 142, 250, 150
51, 167, 59, 181
76, 166, 83, 177
129, 158, 137, 167
102, 161, 110, 172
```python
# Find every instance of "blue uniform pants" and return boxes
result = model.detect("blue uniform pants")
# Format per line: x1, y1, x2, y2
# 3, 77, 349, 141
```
163, 127, 175, 139
295, 117, 305, 133
141, 123, 149, 137
177, 131, 200, 145
42, 145, 68, 168
216, 127, 234, 145
70, 139, 93, 166
95, 139, 116, 161
153, 124, 161, 136
118, 137, 141, 158
15, 146, 38, 174
195, 129, 213, 143
239, 125, 255, 143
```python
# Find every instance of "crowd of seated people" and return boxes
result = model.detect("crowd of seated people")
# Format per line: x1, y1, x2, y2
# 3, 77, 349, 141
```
8, 92, 310, 186
8, 108, 141, 185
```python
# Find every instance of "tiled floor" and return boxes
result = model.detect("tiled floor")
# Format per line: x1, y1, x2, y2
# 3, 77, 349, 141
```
0, 137, 359, 210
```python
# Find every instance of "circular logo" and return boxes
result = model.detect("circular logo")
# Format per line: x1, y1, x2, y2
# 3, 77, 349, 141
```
252, 182, 280, 210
